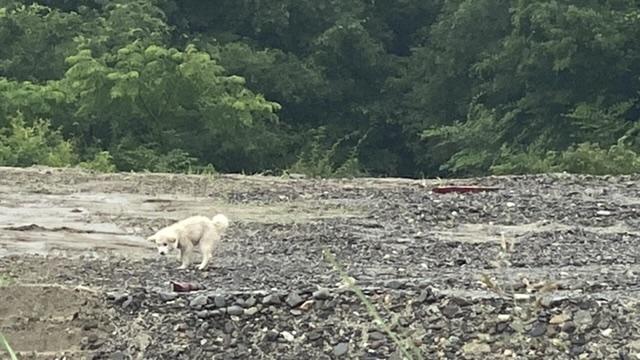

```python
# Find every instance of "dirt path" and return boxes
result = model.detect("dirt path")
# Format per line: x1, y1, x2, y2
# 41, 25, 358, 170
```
2, 166, 640, 359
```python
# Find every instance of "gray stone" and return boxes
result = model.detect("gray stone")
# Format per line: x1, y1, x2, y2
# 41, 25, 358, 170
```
333, 342, 349, 357
244, 307, 259, 316
227, 305, 244, 316
529, 322, 546, 337
263, 294, 281, 305
189, 294, 209, 308
263, 330, 279, 342
574, 310, 592, 327
442, 305, 460, 318
562, 321, 577, 333
313, 288, 331, 300
196, 310, 210, 319
159, 292, 178, 302
463, 341, 491, 355
286, 292, 304, 307
245, 296, 257, 307
214, 295, 226, 308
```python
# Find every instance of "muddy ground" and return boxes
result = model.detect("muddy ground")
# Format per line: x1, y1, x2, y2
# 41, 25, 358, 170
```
1, 166, 640, 359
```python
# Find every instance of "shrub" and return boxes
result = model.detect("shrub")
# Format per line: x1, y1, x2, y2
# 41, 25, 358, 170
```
78, 151, 117, 172
0, 113, 76, 167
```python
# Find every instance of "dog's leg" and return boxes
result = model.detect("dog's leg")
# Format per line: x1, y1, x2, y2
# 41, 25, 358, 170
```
178, 243, 193, 270
197, 233, 217, 271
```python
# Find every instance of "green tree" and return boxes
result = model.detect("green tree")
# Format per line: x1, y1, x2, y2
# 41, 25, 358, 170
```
61, 42, 283, 172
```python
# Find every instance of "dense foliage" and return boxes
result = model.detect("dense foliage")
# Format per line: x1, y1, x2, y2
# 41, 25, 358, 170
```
1, 0, 639, 177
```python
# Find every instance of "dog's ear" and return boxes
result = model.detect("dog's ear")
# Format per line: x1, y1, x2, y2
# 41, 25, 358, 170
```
147, 236, 155, 243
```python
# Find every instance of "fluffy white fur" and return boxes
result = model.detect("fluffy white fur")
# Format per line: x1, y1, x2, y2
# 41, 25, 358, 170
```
147, 214, 229, 270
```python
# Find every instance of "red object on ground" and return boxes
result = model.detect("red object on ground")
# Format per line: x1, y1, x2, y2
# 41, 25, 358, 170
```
170, 281, 205, 292
432, 186, 500, 194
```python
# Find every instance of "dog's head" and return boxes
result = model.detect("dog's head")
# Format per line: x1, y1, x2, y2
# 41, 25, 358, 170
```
147, 232, 178, 256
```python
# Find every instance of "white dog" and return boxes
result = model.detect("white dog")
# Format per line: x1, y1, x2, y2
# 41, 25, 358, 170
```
148, 214, 229, 270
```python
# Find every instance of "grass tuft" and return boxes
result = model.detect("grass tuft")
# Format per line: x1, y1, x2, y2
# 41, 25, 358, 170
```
323, 249, 423, 359
0, 333, 18, 360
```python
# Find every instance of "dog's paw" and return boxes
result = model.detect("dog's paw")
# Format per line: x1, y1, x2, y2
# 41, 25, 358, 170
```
177, 265, 188, 270
197, 265, 207, 271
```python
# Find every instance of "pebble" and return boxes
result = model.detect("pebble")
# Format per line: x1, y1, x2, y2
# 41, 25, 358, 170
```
529, 322, 546, 337
286, 292, 304, 307
244, 307, 259, 316
159, 292, 178, 302
313, 288, 331, 300
562, 321, 577, 333
110, 351, 126, 360
628, 340, 640, 351
513, 293, 531, 301
214, 295, 226, 308
574, 310, 592, 327
245, 296, 257, 307
281, 331, 295, 342
196, 310, 210, 319
442, 305, 459, 318
540, 295, 568, 308
333, 342, 349, 357
190, 295, 209, 309
263, 294, 281, 305
227, 305, 244, 316
263, 330, 279, 342
307, 330, 322, 341
463, 341, 491, 354
550, 313, 570, 325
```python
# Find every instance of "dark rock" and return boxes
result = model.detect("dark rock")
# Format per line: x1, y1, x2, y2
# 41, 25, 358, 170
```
562, 321, 577, 333
263, 330, 279, 342
529, 322, 546, 337
570, 345, 585, 356
442, 305, 460, 318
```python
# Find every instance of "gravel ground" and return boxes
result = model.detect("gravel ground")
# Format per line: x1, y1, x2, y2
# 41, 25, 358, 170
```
1, 166, 640, 359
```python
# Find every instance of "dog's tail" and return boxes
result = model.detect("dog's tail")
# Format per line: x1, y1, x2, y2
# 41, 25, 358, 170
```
211, 214, 230, 232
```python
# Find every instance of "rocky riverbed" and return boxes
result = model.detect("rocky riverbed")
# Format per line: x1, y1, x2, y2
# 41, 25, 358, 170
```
1, 166, 640, 359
